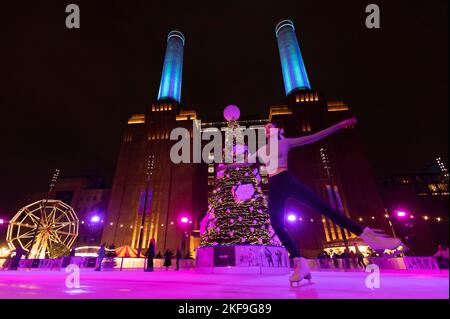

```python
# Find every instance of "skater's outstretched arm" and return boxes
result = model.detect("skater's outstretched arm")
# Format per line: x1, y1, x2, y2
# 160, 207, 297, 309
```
287, 117, 357, 148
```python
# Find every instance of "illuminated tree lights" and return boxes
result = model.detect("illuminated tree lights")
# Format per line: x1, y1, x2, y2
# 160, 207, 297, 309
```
200, 165, 273, 246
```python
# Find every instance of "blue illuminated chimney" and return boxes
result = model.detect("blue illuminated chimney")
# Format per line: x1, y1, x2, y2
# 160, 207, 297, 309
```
275, 20, 311, 96
157, 30, 185, 103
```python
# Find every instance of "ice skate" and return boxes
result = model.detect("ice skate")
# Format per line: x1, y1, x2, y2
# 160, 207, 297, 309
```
360, 227, 408, 255
289, 257, 312, 287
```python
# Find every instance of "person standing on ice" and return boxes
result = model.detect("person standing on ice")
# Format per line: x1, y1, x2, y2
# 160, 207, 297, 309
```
145, 238, 156, 272
175, 247, 182, 271
95, 243, 106, 271
229, 117, 406, 287
163, 249, 173, 271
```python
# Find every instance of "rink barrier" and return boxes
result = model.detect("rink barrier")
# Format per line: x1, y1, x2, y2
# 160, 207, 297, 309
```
0, 256, 442, 272
0, 257, 195, 271
195, 245, 291, 274
308, 256, 441, 272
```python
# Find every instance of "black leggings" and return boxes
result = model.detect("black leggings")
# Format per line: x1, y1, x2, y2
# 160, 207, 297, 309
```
268, 170, 364, 258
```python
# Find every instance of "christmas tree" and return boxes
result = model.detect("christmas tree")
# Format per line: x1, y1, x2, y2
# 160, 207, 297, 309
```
200, 111, 276, 247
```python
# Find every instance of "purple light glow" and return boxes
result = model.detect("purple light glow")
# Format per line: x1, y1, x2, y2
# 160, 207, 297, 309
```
0, 219, 4, 225
180, 217, 189, 224
287, 214, 296, 222
90, 216, 100, 223
396, 211, 407, 218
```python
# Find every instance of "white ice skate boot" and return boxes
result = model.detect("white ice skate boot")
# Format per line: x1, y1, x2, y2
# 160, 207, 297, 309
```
360, 227, 407, 255
289, 257, 312, 287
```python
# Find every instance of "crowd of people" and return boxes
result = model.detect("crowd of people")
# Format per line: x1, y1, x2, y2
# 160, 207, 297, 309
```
144, 238, 184, 272
93, 239, 188, 272
317, 243, 371, 271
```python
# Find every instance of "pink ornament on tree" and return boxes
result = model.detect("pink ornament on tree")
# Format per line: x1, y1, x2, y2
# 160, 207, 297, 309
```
223, 104, 241, 121
231, 183, 255, 202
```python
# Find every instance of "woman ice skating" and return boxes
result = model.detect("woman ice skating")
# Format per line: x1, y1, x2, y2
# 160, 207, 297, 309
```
231, 117, 406, 287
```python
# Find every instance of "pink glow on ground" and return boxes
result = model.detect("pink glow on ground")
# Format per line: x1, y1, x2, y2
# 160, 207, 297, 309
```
0, 269, 447, 299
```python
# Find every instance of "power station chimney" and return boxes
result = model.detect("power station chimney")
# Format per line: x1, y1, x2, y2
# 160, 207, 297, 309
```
157, 30, 185, 103
275, 20, 311, 96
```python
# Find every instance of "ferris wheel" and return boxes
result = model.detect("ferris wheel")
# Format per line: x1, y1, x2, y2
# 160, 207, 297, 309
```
7, 200, 79, 259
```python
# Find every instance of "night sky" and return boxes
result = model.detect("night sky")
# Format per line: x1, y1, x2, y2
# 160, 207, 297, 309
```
0, 1, 448, 216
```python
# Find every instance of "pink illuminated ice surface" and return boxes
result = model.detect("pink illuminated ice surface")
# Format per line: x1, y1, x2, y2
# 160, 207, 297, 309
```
0, 269, 447, 299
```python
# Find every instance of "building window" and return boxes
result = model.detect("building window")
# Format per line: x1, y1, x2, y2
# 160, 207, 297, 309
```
301, 121, 311, 132
124, 133, 133, 142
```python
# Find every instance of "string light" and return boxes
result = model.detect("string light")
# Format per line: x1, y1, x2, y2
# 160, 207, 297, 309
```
71, 214, 446, 230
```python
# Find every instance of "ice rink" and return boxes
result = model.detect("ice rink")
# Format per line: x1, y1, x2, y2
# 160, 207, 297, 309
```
0, 269, 448, 299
